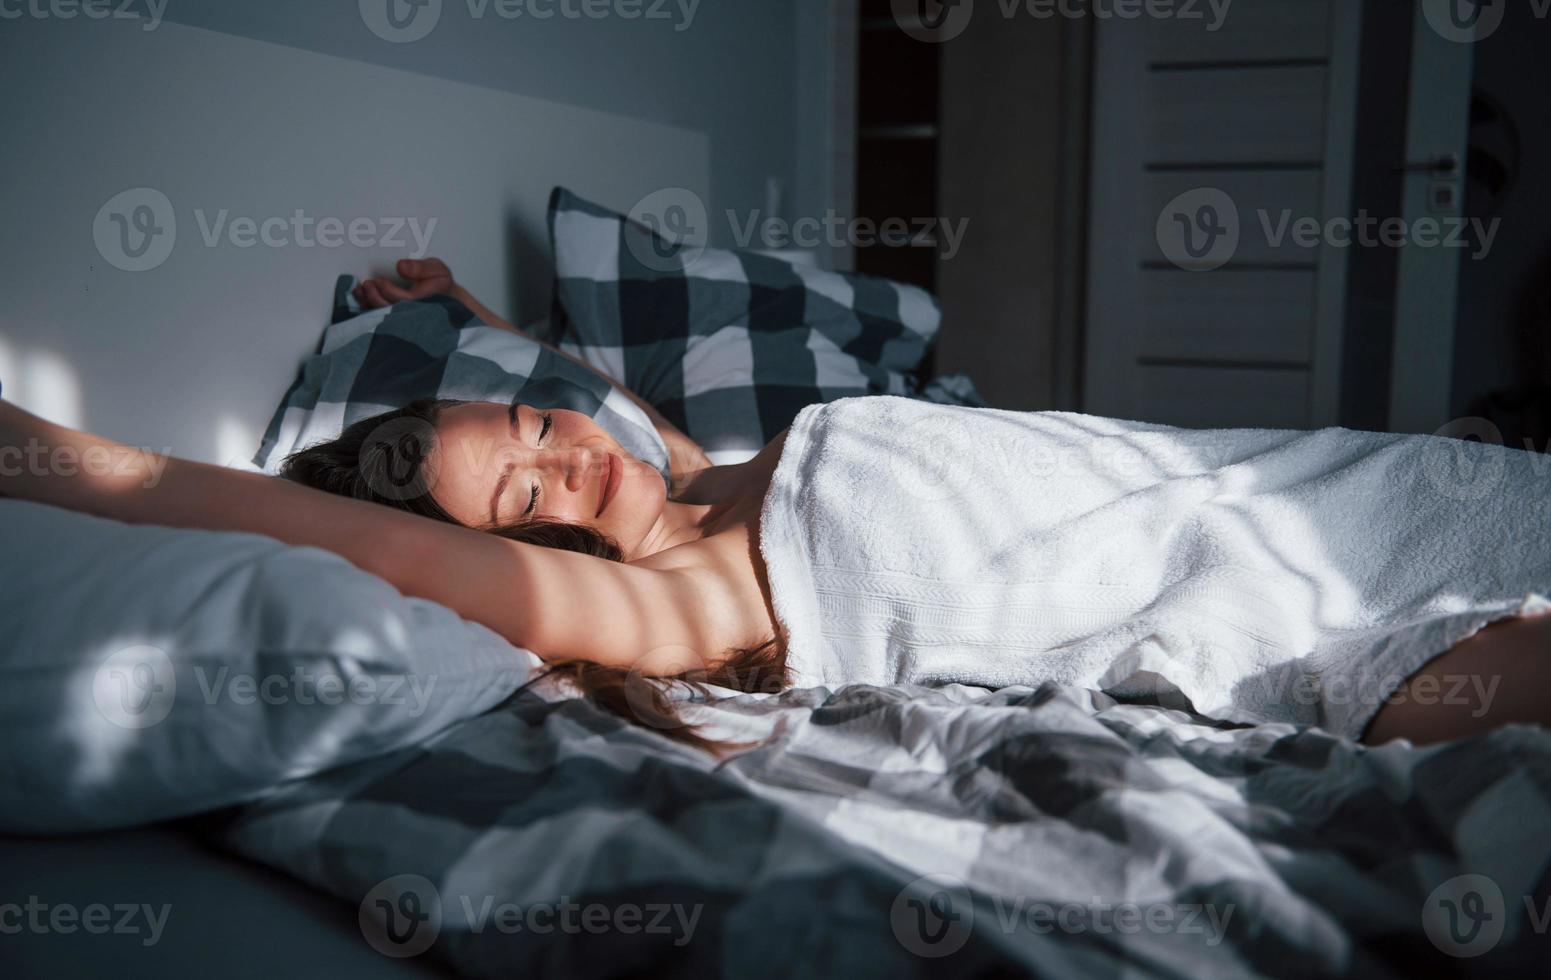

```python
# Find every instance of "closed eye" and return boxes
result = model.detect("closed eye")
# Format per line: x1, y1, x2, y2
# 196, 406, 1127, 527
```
519, 411, 554, 518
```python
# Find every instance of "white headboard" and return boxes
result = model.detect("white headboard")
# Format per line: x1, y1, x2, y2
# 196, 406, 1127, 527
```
0, 18, 709, 464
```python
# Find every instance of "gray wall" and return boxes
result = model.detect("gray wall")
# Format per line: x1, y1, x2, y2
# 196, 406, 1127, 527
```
160, 0, 807, 241
0, 17, 709, 463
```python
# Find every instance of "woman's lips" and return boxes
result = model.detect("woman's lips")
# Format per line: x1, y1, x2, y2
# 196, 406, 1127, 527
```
597, 453, 620, 517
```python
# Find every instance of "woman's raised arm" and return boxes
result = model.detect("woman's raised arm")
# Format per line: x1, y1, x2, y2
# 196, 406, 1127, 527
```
0, 398, 718, 672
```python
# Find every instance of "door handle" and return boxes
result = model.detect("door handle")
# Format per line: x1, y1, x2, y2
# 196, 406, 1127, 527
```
1394, 154, 1460, 176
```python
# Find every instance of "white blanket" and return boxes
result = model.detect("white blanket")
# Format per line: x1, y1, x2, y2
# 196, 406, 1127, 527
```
757, 396, 1551, 739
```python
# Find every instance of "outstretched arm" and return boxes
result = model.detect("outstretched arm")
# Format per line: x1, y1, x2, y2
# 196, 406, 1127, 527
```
0, 398, 720, 672
356, 259, 714, 491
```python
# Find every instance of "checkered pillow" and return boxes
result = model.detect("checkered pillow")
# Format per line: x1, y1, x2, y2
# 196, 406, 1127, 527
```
253, 277, 670, 476
542, 187, 983, 462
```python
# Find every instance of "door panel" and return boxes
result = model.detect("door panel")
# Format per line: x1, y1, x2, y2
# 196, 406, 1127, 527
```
1138, 365, 1312, 429
1139, 270, 1316, 364
1144, 0, 1331, 63
1146, 67, 1328, 165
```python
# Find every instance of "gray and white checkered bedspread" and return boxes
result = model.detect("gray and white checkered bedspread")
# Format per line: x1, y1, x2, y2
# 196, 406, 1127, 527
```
200, 683, 1551, 978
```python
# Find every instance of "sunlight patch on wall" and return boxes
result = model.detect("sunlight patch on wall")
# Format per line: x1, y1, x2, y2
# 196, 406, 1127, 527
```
0, 335, 86, 430
0, 338, 14, 398
215, 413, 262, 471
26, 351, 84, 430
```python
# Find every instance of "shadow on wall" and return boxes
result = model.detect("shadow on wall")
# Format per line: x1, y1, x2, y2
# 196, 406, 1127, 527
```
1451, 1, 1551, 431
1465, 252, 1551, 452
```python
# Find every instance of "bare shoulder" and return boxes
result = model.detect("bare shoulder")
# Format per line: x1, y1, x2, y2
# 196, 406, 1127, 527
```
632, 526, 779, 668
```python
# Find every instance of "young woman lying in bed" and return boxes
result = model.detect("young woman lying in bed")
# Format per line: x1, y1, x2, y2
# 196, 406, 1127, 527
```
5, 257, 1549, 751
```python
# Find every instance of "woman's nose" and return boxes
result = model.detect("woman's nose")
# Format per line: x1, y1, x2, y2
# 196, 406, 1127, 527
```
534, 446, 602, 492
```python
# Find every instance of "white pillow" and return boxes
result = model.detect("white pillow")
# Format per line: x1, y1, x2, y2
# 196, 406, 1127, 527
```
0, 500, 537, 834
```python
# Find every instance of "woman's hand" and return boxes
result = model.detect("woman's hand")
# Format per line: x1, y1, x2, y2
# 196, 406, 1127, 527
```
352, 258, 456, 309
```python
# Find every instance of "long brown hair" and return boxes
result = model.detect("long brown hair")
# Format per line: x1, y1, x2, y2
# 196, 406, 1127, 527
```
279, 398, 787, 752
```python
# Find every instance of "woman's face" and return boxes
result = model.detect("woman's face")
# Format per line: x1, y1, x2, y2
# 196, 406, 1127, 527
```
426, 401, 666, 554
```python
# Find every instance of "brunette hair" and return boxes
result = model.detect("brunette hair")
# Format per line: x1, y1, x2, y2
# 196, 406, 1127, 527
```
279, 398, 787, 752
